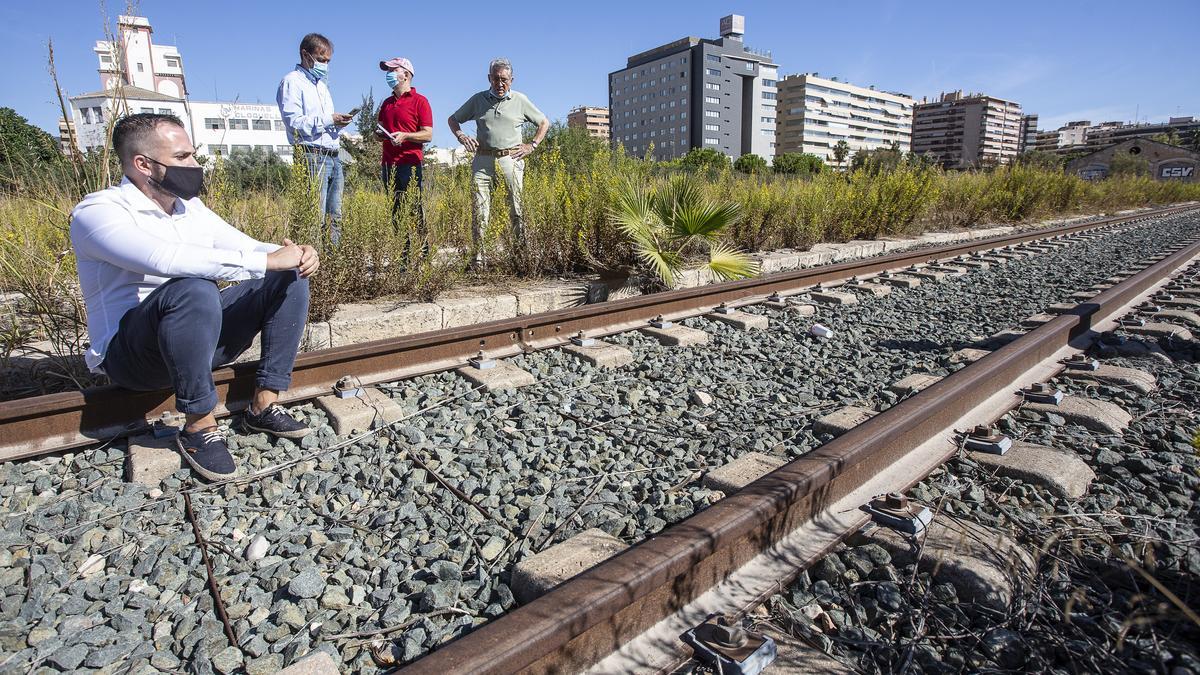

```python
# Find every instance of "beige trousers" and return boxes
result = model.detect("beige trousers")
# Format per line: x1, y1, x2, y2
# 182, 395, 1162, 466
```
471, 154, 525, 256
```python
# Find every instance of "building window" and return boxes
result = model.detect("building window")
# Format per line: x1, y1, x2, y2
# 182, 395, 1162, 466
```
745, 63, 754, 71
228, 119, 249, 130
92, 107, 103, 122
705, 96, 720, 104
205, 118, 224, 130
704, 137, 719, 145
762, 79, 777, 87
158, 108, 171, 115
706, 82, 720, 91
231, 144, 252, 153
81, 108, 91, 124
706, 68, 721, 77
139, 107, 153, 114
762, 92, 777, 100
252, 119, 272, 131
760, 117, 775, 123
274, 120, 285, 130
136, 62, 144, 73
680, 125, 687, 133
706, 54, 721, 63
705, 110, 719, 118
100, 54, 112, 64
276, 145, 292, 155
256, 145, 274, 154
165, 56, 180, 68
207, 144, 227, 156
705, 124, 720, 131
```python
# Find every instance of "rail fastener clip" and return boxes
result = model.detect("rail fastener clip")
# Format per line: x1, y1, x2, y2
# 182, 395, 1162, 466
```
649, 315, 674, 329
570, 331, 596, 348
963, 425, 1012, 455
150, 411, 184, 438
468, 351, 497, 370
1021, 383, 1064, 405
333, 376, 363, 399
862, 493, 933, 535
681, 615, 776, 675
1064, 354, 1100, 371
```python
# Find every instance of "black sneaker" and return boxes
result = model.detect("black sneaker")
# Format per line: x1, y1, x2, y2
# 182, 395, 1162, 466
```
243, 404, 312, 439
176, 426, 236, 481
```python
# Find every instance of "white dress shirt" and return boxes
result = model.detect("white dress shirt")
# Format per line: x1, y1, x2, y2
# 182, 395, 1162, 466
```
69, 178, 280, 372
276, 66, 342, 151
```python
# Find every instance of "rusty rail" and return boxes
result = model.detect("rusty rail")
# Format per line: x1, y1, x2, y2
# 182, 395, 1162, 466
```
396, 222, 1200, 673
0, 205, 1194, 462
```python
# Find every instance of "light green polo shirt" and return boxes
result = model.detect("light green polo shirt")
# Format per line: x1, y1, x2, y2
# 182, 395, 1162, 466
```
451, 89, 546, 150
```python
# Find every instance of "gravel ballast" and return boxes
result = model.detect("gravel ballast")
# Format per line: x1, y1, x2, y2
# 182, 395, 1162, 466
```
0, 212, 1198, 671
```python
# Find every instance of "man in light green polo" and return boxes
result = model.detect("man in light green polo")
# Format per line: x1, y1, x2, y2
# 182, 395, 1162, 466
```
448, 57, 550, 266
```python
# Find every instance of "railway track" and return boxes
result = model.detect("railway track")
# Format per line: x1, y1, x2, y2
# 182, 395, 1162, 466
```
1, 204, 1198, 673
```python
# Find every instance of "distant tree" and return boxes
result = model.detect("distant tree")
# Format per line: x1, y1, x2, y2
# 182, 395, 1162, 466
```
680, 147, 730, 172
733, 153, 768, 174
0, 107, 62, 181
355, 90, 378, 141
832, 140, 850, 170
1108, 151, 1151, 177
222, 147, 290, 191
772, 152, 825, 177
1015, 151, 1063, 171
1149, 131, 1181, 146
1187, 129, 1200, 152
536, 122, 608, 172
850, 145, 903, 174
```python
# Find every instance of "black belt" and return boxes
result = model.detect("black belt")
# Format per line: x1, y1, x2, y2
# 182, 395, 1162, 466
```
301, 146, 339, 157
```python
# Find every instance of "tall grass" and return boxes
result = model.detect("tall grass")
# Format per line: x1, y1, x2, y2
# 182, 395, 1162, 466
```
3, 126, 1200, 396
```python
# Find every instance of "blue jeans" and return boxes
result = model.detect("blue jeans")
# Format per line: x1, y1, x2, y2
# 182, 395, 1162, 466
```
101, 273, 310, 414
304, 150, 343, 245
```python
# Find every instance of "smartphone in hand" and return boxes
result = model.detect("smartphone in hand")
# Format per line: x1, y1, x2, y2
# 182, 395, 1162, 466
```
346, 107, 362, 116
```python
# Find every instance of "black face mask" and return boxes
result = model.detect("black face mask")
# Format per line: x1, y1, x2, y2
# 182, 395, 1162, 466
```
144, 156, 204, 200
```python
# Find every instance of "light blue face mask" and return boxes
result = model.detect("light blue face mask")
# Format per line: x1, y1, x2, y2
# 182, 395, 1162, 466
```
309, 60, 329, 80
385, 71, 400, 90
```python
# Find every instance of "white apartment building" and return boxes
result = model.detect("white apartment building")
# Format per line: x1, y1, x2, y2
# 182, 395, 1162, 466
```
775, 73, 914, 162
65, 15, 291, 161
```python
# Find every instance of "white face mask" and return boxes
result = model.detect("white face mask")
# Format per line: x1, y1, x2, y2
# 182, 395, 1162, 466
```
309, 60, 329, 80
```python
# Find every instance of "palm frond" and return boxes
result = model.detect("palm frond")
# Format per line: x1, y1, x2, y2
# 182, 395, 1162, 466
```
701, 241, 759, 281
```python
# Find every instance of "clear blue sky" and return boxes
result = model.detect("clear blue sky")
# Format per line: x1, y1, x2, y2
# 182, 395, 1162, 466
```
4, 0, 1197, 148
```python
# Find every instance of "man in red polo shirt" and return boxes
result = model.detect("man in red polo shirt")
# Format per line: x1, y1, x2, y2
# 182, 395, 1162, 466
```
376, 57, 433, 263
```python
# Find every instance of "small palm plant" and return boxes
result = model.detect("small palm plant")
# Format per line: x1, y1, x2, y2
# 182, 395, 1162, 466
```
610, 176, 758, 288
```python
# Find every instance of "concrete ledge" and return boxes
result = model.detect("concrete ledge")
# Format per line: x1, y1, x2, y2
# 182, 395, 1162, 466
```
126, 434, 181, 485
329, 302, 441, 345
561, 341, 634, 369
640, 325, 709, 347
813, 406, 876, 437
437, 292, 518, 328
971, 441, 1095, 499
515, 283, 589, 316
315, 388, 404, 436
456, 360, 536, 391
511, 528, 628, 604
869, 517, 1034, 610
1026, 396, 1132, 434
702, 452, 787, 494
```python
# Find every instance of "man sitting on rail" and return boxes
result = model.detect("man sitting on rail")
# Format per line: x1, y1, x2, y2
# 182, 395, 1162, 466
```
70, 113, 317, 481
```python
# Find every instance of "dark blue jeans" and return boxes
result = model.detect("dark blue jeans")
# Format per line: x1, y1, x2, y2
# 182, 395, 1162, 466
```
102, 272, 310, 414
382, 163, 425, 258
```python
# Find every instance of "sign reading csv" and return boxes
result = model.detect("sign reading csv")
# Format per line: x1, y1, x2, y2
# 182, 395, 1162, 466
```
1161, 166, 1195, 179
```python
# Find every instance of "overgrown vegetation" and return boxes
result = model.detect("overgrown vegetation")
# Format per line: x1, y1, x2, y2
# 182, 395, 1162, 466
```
4, 106, 1200, 397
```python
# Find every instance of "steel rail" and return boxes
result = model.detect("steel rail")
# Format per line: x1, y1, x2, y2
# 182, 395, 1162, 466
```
396, 222, 1200, 673
0, 204, 1194, 463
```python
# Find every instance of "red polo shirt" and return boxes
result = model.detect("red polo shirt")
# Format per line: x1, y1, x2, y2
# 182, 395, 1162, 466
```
378, 88, 433, 165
